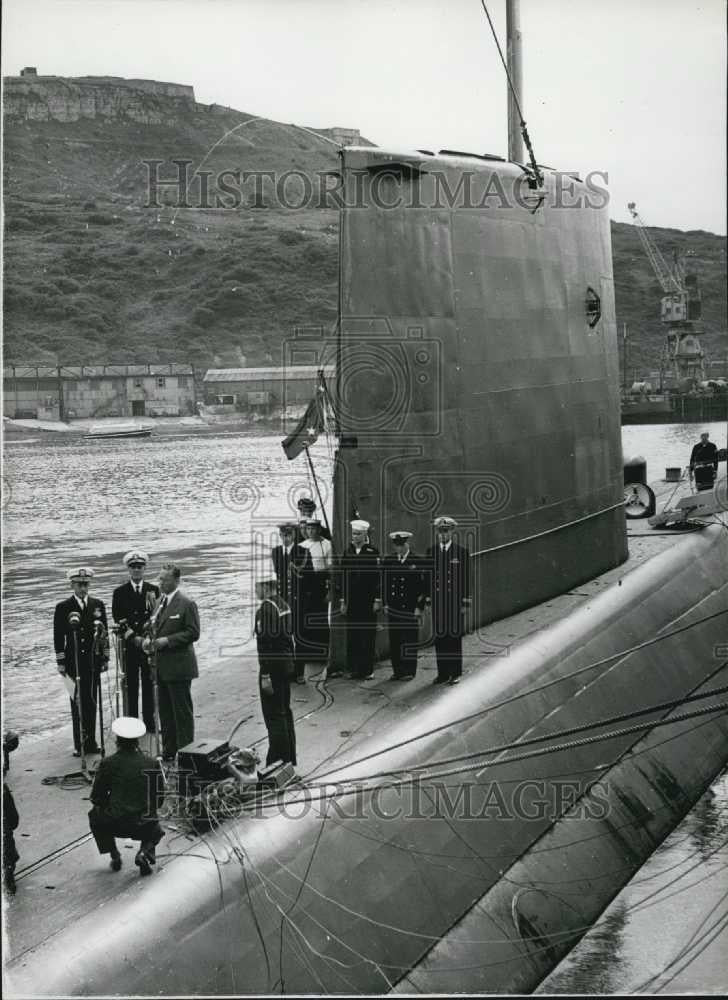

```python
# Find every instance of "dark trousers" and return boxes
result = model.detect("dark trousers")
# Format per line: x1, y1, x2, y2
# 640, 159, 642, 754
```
157, 680, 194, 758
347, 612, 377, 678
69, 669, 99, 751
434, 632, 463, 682
388, 613, 419, 678
88, 806, 164, 855
695, 470, 716, 492
125, 648, 155, 731
298, 574, 330, 674
260, 673, 297, 766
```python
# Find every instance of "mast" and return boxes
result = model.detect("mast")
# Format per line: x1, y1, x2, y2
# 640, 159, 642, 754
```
506, 0, 524, 162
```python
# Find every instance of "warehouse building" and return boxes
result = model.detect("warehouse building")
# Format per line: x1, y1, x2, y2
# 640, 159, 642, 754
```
202, 365, 335, 413
3, 364, 196, 420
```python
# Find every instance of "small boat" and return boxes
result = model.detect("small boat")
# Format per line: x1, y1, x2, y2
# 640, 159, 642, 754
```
85, 422, 152, 439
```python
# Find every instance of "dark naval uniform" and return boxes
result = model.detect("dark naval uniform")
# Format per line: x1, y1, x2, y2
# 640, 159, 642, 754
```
383, 551, 426, 679
88, 745, 164, 858
256, 596, 297, 766
54, 596, 109, 752
425, 541, 471, 683
271, 542, 310, 682
339, 543, 382, 679
112, 580, 160, 729
689, 439, 719, 492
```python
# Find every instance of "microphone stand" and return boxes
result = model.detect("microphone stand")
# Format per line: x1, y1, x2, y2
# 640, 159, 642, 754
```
70, 627, 91, 783
94, 622, 107, 760
147, 615, 162, 760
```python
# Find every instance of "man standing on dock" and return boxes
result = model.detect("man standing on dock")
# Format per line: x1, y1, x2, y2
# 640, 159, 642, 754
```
689, 432, 719, 492
425, 517, 472, 686
54, 568, 109, 756
112, 551, 159, 731
142, 564, 200, 762
337, 520, 382, 680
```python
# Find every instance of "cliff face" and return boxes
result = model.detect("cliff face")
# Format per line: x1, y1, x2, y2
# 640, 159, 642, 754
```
3, 75, 196, 124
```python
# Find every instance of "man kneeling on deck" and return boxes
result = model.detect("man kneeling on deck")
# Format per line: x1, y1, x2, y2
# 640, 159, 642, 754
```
88, 717, 164, 876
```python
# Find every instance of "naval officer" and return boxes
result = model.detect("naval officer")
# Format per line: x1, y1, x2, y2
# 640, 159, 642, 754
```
382, 531, 427, 680
337, 519, 382, 680
425, 517, 472, 685
255, 576, 297, 766
270, 523, 310, 683
54, 568, 109, 755
88, 716, 164, 876
112, 551, 160, 730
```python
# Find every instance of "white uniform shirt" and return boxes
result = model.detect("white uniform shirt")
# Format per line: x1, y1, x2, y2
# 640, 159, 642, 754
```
301, 537, 333, 572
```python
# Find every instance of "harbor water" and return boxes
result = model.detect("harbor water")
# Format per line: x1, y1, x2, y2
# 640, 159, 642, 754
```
2, 419, 727, 991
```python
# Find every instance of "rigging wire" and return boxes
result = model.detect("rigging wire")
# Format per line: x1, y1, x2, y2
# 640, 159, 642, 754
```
478, 0, 543, 186
246, 701, 728, 811
303, 607, 728, 784
304, 683, 728, 787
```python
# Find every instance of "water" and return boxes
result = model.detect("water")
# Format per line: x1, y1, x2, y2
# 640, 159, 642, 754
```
537, 772, 728, 994
2, 421, 724, 738
2, 419, 727, 990
2, 431, 333, 739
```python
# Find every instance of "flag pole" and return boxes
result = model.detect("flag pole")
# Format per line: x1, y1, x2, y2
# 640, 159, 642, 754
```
304, 445, 331, 537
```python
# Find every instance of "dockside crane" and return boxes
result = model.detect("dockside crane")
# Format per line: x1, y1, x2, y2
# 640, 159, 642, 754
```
627, 202, 704, 386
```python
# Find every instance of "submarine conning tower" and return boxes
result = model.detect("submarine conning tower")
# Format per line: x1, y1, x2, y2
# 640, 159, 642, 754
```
332, 146, 627, 625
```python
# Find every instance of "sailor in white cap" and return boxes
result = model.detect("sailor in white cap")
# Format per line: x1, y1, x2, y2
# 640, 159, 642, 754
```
335, 519, 382, 680
382, 531, 427, 680
112, 551, 160, 730
255, 576, 297, 766
88, 716, 164, 876
426, 516, 471, 685
53, 567, 109, 756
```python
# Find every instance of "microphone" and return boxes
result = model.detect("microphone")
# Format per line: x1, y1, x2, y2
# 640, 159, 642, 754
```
68, 611, 81, 628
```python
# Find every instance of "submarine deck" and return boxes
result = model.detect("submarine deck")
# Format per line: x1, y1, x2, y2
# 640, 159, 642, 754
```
2, 475, 723, 975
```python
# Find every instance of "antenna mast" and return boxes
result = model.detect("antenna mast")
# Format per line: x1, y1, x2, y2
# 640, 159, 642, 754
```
506, 0, 524, 163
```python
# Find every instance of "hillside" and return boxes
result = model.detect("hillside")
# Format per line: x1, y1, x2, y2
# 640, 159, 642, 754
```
3, 76, 726, 371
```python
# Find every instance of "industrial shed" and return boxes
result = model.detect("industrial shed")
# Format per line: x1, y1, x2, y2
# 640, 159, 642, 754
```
3, 364, 196, 420
202, 365, 335, 412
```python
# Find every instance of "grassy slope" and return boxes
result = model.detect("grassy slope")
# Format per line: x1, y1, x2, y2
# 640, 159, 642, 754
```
3, 109, 726, 370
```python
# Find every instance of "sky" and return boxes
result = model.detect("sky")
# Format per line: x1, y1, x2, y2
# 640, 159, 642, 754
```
2, 0, 726, 234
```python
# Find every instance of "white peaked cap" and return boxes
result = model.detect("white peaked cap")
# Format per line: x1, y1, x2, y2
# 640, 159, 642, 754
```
112, 717, 146, 739
350, 519, 370, 531
67, 567, 94, 582
123, 550, 149, 566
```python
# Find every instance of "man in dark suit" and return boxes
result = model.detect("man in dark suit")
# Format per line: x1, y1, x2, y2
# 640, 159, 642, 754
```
112, 551, 160, 731
270, 523, 310, 684
255, 576, 297, 766
337, 519, 382, 680
425, 516, 472, 686
54, 567, 109, 756
382, 531, 427, 680
142, 563, 200, 761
